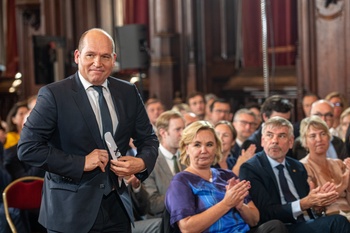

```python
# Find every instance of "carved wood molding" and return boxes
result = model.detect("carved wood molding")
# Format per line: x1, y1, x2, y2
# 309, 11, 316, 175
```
316, 0, 344, 20
16, 0, 41, 30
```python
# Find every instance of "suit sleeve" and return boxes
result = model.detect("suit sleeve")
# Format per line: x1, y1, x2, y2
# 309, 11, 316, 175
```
240, 161, 297, 224
17, 85, 85, 181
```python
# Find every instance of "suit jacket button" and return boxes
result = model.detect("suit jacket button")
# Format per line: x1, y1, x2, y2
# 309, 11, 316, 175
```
100, 184, 105, 189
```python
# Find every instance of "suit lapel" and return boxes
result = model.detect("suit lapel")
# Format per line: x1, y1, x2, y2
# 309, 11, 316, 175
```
158, 150, 175, 179
285, 159, 308, 198
258, 152, 282, 200
71, 74, 104, 148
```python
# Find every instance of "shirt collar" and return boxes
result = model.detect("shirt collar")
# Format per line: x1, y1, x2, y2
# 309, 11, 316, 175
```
78, 71, 108, 90
266, 153, 286, 168
159, 144, 178, 160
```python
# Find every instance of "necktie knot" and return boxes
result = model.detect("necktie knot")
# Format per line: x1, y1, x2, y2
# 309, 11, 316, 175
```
92, 85, 104, 94
276, 164, 285, 171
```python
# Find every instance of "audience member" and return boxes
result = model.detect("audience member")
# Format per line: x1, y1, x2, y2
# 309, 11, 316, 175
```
214, 120, 237, 170
204, 93, 218, 121
3, 95, 45, 181
232, 108, 257, 158
127, 175, 162, 233
325, 91, 349, 136
171, 103, 191, 115
299, 116, 350, 220
145, 98, 165, 132
166, 120, 288, 233
18, 28, 159, 233
292, 100, 346, 160
240, 116, 350, 233
186, 91, 206, 120
340, 107, 350, 141
241, 95, 293, 153
209, 98, 232, 125
293, 92, 319, 138
182, 112, 198, 127
214, 120, 256, 175
3, 102, 28, 150
143, 111, 185, 218
245, 102, 262, 129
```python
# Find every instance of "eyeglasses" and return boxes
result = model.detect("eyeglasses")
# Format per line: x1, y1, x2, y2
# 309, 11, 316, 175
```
313, 112, 333, 119
332, 102, 343, 107
237, 120, 257, 127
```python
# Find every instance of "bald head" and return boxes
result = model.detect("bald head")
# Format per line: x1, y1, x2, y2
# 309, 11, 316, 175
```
310, 99, 334, 128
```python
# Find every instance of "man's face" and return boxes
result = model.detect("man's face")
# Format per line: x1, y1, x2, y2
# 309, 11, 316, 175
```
161, 117, 185, 152
302, 96, 318, 117
146, 102, 164, 125
188, 95, 205, 117
310, 102, 334, 128
233, 113, 257, 141
328, 97, 343, 118
74, 31, 116, 85
210, 102, 231, 125
262, 125, 294, 163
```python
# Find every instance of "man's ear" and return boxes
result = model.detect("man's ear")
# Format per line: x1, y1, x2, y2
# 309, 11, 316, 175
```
262, 113, 269, 122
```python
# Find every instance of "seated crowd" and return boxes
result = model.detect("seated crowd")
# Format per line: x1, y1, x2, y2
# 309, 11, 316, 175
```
2, 90, 350, 232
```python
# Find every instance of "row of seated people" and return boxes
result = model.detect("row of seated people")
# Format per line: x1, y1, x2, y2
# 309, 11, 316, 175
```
1, 89, 350, 232
138, 93, 350, 232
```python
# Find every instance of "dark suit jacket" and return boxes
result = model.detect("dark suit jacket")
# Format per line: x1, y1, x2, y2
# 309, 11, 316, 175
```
4, 144, 45, 181
241, 127, 263, 153
18, 73, 159, 232
292, 135, 347, 160
240, 151, 310, 225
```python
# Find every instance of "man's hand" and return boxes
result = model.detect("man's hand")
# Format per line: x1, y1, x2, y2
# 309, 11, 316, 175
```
84, 149, 109, 172
110, 156, 146, 177
300, 182, 338, 210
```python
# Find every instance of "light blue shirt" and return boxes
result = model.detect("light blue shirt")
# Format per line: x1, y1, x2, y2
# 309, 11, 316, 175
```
266, 155, 306, 219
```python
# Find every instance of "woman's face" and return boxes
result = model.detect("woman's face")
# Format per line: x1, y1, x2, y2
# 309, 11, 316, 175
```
329, 97, 343, 118
305, 126, 330, 156
186, 129, 217, 169
12, 106, 29, 130
215, 124, 235, 154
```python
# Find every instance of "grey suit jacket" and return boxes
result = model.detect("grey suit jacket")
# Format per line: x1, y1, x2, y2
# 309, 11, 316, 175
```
143, 149, 185, 217
18, 73, 159, 232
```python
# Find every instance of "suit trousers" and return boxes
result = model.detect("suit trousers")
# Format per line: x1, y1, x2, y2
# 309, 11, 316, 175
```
248, 220, 288, 233
47, 191, 131, 233
89, 191, 131, 233
286, 214, 350, 233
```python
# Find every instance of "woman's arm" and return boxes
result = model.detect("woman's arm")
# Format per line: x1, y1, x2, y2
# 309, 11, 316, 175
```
178, 179, 256, 233
237, 201, 259, 227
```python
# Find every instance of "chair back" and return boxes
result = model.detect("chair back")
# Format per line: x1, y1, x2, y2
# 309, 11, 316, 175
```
2, 176, 44, 233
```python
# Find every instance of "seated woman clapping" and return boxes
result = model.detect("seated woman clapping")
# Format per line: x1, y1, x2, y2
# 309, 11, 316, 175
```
300, 115, 350, 220
165, 121, 287, 233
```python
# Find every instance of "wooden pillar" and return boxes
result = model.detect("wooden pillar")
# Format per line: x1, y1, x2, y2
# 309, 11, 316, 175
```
148, 0, 180, 109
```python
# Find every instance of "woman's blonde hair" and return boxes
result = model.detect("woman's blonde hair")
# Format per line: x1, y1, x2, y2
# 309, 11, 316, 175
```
179, 121, 222, 166
300, 115, 331, 149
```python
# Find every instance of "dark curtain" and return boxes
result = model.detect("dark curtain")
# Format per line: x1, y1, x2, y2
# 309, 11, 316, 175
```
124, 0, 149, 25
242, 0, 297, 67
4, 0, 18, 77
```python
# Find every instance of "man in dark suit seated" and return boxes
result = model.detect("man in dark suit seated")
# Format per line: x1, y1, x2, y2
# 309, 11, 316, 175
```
292, 99, 346, 160
240, 116, 350, 233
